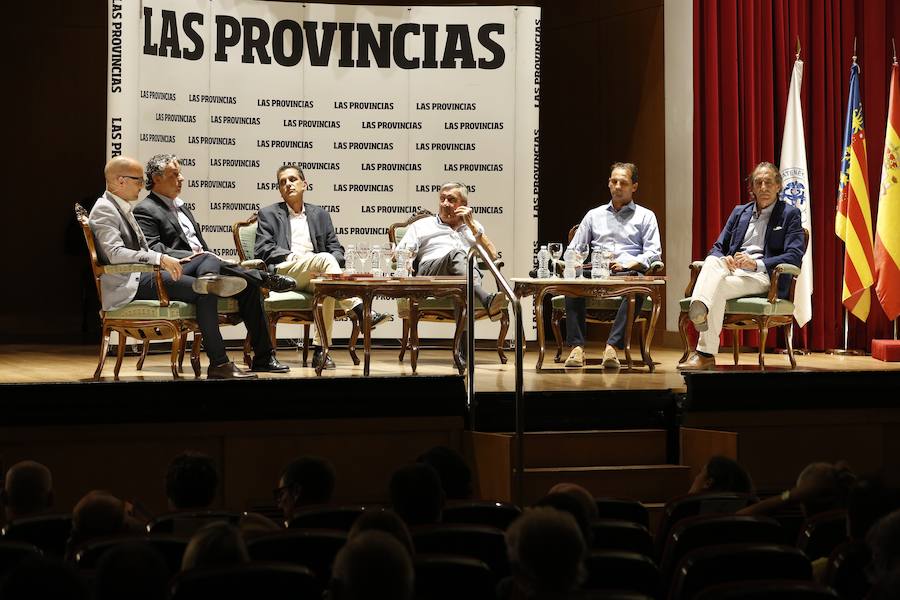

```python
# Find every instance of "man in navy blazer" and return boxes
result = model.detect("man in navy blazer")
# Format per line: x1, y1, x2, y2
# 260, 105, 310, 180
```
680, 161, 805, 370
256, 165, 389, 369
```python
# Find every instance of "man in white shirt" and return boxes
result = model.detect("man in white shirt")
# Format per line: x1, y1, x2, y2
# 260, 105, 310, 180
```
396, 182, 506, 317
255, 165, 390, 370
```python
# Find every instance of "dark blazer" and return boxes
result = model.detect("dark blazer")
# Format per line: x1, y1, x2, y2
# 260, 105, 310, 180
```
255, 202, 345, 269
709, 200, 805, 299
133, 191, 208, 259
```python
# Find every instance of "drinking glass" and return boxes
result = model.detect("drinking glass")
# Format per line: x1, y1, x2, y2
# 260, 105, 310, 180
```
344, 244, 357, 275
357, 241, 371, 274
573, 243, 589, 278
548, 242, 563, 278
370, 244, 383, 277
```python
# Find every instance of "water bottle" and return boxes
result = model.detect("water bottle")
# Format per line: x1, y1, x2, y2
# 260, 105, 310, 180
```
536, 245, 551, 279
371, 245, 383, 277
563, 248, 576, 279
591, 249, 608, 279
396, 248, 410, 277
344, 244, 357, 275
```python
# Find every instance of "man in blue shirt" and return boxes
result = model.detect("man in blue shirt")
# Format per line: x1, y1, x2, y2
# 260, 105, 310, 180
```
563, 163, 662, 369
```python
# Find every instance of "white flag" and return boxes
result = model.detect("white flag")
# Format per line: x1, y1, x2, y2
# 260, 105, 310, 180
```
779, 58, 813, 327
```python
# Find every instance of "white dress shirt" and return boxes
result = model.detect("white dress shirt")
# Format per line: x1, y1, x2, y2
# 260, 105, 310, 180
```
287, 202, 315, 261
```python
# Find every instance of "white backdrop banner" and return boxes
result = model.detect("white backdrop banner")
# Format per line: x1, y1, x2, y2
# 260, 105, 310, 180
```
107, 0, 539, 341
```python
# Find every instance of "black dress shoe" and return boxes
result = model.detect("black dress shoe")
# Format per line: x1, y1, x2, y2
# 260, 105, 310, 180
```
312, 348, 335, 370
352, 305, 394, 330
251, 355, 290, 373
207, 361, 258, 379
260, 272, 297, 292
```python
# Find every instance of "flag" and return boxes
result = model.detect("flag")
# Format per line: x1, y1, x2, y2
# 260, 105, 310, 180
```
835, 61, 876, 321
875, 61, 900, 321
780, 58, 812, 327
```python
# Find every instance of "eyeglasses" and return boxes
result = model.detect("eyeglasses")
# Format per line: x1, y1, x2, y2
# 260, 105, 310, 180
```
119, 175, 143, 182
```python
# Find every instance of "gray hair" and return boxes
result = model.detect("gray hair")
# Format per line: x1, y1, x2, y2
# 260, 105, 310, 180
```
441, 182, 468, 204
145, 153, 178, 190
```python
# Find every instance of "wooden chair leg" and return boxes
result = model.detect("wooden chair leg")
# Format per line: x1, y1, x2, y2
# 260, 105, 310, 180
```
302, 323, 310, 367
113, 332, 126, 380
497, 309, 510, 364
399, 318, 410, 362
757, 324, 768, 368
136, 339, 150, 371
551, 309, 564, 363
190, 331, 202, 377
94, 325, 112, 380
243, 334, 252, 368
784, 322, 797, 368
178, 332, 188, 371
639, 318, 652, 367
677, 311, 692, 363
348, 313, 361, 366
169, 330, 182, 379
732, 330, 740, 365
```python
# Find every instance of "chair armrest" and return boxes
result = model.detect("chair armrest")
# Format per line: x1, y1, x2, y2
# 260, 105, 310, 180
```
767, 263, 802, 303
647, 261, 665, 275
240, 259, 267, 271
684, 261, 704, 296
101, 263, 158, 274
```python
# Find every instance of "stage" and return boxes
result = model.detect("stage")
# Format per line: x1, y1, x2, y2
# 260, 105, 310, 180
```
1, 343, 899, 515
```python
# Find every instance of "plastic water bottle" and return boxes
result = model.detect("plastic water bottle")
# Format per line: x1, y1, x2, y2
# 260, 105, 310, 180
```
395, 248, 410, 277
591, 250, 608, 279
536, 245, 551, 279
344, 245, 357, 275
371, 245, 383, 277
563, 249, 576, 279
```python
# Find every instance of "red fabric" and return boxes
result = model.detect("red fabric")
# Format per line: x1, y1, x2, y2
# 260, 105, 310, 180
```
693, 0, 900, 351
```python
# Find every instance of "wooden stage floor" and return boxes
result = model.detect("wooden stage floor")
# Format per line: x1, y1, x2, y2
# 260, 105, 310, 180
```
2, 343, 898, 393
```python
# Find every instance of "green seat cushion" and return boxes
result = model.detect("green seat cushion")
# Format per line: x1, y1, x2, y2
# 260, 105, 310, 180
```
217, 298, 240, 313
551, 295, 653, 312
107, 300, 197, 320
678, 296, 795, 316
265, 290, 314, 311
238, 222, 257, 260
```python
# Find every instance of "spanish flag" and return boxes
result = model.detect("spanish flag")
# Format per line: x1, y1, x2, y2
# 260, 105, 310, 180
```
875, 61, 900, 321
836, 61, 876, 321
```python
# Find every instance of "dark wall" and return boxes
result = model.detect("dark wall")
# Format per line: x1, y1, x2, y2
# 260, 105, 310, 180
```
4, 1, 663, 343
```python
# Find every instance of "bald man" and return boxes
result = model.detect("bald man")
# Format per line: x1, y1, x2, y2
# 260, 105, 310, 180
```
88, 156, 282, 379
2, 460, 53, 521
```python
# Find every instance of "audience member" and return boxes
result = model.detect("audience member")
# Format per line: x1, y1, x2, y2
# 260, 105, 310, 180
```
0, 555, 89, 600
276, 455, 337, 522
181, 522, 250, 571
417, 446, 473, 500
329, 531, 414, 600
867, 508, 900, 593
66, 490, 142, 557
548, 483, 599, 521
165, 452, 219, 511
348, 508, 414, 556
534, 492, 593, 548
504, 507, 587, 599
1, 460, 54, 521
389, 463, 445, 527
94, 541, 169, 600
688, 455, 754, 495
738, 460, 856, 517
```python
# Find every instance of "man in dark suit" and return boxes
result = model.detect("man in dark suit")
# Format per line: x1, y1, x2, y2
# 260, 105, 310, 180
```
133, 153, 295, 374
680, 161, 805, 370
255, 165, 389, 369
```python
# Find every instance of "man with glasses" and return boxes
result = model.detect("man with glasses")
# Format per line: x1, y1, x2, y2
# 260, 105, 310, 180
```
680, 161, 804, 370
88, 156, 279, 379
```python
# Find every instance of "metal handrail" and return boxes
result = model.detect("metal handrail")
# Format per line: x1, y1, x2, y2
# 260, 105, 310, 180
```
467, 244, 525, 506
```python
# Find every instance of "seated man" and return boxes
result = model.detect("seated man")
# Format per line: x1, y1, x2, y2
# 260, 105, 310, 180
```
680, 161, 804, 370
274, 455, 337, 523
165, 452, 218, 511
89, 156, 272, 379
255, 165, 389, 370
133, 153, 295, 373
563, 162, 661, 369
395, 182, 506, 315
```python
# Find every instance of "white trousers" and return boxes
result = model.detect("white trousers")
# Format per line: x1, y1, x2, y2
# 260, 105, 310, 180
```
276, 253, 359, 346
691, 255, 770, 354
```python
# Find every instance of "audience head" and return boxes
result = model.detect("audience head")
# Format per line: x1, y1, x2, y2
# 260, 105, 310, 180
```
2, 460, 53, 520
165, 452, 219, 511
867, 508, 900, 585
389, 463, 445, 527
548, 482, 599, 521
534, 492, 593, 547
181, 522, 250, 571
416, 446, 473, 500
349, 508, 414, 557
689, 456, 754, 495
70, 490, 129, 549
0, 555, 89, 600
796, 461, 856, 516
94, 541, 169, 600
330, 531, 414, 600
847, 478, 900, 541
506, 506, 587, 596
277, 456, 337, 521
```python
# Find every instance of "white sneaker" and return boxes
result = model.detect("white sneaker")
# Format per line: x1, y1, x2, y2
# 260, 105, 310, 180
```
602, 346, 621, 369
564, 346, 584, 368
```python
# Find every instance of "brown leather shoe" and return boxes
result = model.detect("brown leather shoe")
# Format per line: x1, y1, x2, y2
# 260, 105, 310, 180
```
677, 352, 716, 370
208, 361, 258, 379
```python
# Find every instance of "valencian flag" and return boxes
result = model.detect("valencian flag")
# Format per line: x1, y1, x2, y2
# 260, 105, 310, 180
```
780, 57, 812, 327
875, 60, 900, 321
835, 61, 876, 321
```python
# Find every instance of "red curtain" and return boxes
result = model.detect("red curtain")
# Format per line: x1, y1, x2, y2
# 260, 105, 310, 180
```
693, 0, 900, 351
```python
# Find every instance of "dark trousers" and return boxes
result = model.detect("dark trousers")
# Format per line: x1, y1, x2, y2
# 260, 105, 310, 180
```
564, 270, 645, 348
135, 254, 272, 366
418, 250, 491, 308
